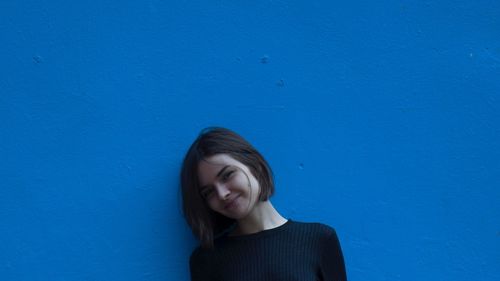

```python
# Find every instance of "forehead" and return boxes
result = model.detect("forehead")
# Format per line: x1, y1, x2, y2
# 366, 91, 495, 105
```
197, 154, 243, 184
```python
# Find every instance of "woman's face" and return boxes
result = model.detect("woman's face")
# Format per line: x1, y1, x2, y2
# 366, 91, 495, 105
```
197, 154, 261, 220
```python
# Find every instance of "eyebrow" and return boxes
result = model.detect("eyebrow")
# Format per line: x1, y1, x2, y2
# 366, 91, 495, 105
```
200, 165, 230, 190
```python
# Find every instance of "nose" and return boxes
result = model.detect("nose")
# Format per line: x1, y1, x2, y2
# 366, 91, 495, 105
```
214, 183, 231, 200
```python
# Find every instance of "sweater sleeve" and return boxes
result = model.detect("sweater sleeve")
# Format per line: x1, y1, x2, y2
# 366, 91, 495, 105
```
319, 228, 347, 281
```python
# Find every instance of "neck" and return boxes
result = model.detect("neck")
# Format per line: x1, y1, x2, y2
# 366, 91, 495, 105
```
231, 200, 287, 236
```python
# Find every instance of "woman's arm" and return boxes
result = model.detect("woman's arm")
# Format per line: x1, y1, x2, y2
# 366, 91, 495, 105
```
319, 229, 347, 281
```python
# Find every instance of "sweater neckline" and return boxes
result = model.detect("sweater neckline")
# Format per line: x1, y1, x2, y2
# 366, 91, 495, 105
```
222, 219, 293, 241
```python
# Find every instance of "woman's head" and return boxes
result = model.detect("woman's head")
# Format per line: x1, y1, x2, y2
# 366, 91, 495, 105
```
180, 127, 274, 248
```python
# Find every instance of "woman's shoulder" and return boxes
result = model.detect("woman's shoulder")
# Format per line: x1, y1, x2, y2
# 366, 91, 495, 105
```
287, 219, 339, 239
190, 219, 340, 255
189, 235, 230, 260
189, 244, 216, 267
189, 245, 204, 261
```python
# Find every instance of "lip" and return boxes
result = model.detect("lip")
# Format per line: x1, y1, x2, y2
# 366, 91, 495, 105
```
224, 195, 240, 210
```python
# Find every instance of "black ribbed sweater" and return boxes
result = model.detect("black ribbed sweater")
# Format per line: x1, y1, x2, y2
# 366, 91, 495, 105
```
189, 220, 347, 281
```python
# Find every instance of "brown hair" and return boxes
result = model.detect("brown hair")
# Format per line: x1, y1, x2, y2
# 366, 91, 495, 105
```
180, 127, 274, 248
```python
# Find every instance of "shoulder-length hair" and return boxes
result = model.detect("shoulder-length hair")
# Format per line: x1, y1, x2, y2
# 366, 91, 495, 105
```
180, 127, 274, 248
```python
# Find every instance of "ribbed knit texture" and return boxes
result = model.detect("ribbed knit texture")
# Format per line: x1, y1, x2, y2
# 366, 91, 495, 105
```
189, 220, 347, 281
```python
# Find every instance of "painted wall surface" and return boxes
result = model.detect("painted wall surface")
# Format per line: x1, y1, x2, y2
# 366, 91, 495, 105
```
1, 1, 499, 280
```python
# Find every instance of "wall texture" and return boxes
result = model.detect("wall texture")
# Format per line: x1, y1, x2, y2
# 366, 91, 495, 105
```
1, 1, 499, 280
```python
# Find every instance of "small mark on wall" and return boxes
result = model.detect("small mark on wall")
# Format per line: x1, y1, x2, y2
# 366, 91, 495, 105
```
276, 79, 285, 87
298, 163, 304, 170
260, 55, 269, 64
33, 55, 43, 64
484, 47, 500, 63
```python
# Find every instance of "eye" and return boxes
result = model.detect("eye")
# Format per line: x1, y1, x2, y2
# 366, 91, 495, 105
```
200, 187, 214, 199
221, 170, 234, 182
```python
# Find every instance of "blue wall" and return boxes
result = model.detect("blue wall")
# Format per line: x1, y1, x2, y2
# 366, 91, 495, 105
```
1, 1, 499, 280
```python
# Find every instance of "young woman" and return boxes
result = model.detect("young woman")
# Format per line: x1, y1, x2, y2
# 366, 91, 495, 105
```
180, 127, 347, 281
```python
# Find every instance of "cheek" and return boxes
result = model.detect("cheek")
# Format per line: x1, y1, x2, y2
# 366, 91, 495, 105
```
247, 171, 260, 189
245, 176, 261, 199
206, 199, 220, 212
237, 168, 256, 187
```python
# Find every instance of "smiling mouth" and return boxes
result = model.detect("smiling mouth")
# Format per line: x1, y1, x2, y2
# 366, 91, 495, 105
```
224, 195, 240, 210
